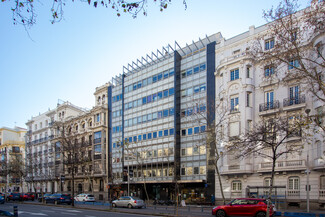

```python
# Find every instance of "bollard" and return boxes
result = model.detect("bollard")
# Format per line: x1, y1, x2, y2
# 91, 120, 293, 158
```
13, 205, 18, 217
188, 206, 190, 211
201, 206, 204, 212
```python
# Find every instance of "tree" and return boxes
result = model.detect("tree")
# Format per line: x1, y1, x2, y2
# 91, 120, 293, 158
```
251, 0, 325, 116
232, 114, 305, 217
53, 121, 92, 206
7, 151, 25, 193
187, 96, 228, 205
1, 0, 187, 28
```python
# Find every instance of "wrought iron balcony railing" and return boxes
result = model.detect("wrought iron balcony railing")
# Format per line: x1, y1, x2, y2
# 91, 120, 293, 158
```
259, 100, 279, 112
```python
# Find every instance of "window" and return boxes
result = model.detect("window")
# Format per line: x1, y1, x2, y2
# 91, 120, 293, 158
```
288, 177, 299, 190
164, 129, 168, 136
200, 166, 206, 174
158, 131, 163, 137
246, 92, 252, 107
245, 66, 250, 78
230, 69, 239, 81
194, 127, 199, 134
264, 65, 275, 77
153, 132, 157, 138
229, 122, 240, 138
320, 176, 325, 189
232, 180, 242, 191
265, 38, 274, 50
289, 85, 299, 102
163, 70, 169, 79
181, 168, 186, 175
265, 91, 274, 109
230, 96, 239, 112
143, 134, 147, 140
169, 128, 174, 135
193, 65, 200, 73
138, 135, 142, 141
182, 129, 186, 136
181, 148, 186, 156
288, 59, 300, 69
264, 178, 271, 187
186, 68, 192, 76
200, 63, 206, 71
169, 88, 174, 96
94, 144, 101, 153
148, 133, 152, 139
200, 125, 206, 132
163, 90, 169, 98
187, 128, 193, 135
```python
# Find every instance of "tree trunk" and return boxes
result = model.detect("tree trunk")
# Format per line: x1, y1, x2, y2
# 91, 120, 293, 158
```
266, 158, 276, 217
215, 164, 226, 205
72, 172, 75, 206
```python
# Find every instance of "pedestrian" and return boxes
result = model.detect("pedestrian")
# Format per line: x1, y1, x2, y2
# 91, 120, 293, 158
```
211, 194, 215, 206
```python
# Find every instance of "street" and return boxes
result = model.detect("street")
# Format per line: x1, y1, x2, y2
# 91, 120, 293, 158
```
0, 203, 166, 217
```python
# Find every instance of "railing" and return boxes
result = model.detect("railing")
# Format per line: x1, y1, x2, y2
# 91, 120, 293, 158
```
319, 190, 325, 198
259, 100, 280, 112
231, 192, 242, 198
260, 160, 305, 171
283, 95, 305, 107
94, 154, 101, 160
287, 190, 300, 198
230, 107, 239, 113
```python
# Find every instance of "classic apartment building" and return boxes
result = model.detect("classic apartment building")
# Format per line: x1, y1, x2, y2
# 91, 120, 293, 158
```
25, 101, 86, 194
213, 3, 325, 209
25, 85, 109, 200
0, 126, 27, 193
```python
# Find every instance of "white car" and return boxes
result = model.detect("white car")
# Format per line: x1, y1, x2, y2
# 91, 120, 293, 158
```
74, 194, 95, 202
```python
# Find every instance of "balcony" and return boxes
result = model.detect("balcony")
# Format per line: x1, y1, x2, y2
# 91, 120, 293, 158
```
283, 95, 306, 111
220, 164, 253, 175
286, 190, 300, 200
258, 160, 306, 172
259, 100, 280, 115
313, 158, 325, 170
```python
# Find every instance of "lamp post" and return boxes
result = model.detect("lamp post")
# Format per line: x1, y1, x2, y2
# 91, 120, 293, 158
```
305, 109, 311, 213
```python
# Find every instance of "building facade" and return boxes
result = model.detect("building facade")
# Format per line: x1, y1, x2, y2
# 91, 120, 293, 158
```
108, 35, 220, 203
25, 101, 86, 194
0, 126, 27, 193
213, 3, 325, 209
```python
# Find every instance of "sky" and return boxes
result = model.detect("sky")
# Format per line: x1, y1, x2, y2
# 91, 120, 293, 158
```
0, 0, 310, 129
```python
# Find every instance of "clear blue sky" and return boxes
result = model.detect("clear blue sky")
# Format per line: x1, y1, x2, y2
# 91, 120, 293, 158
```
0, 0, 309, 129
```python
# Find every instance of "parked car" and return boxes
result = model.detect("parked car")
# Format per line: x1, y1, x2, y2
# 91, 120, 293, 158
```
74, 194, 95, 202
212, 198, 275, 217
45, 194, 72, 205
7, 193, 22, 201
112, 196, 145, 209
38, 193, 52, 202
22, 193, 35, 201
0, 196, 5, 204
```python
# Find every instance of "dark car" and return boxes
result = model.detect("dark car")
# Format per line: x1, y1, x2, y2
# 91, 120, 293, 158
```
7, 193, 22, 201
212, 198, 275, 217
45, 194, 72, 205
0, 196, 5, 204
23, 193, 35, 201
38, 193, 52, 202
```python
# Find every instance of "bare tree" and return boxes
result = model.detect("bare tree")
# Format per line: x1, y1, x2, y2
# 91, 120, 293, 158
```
186, 96, 228, 205
7, 152, 25, 193
1, 0, 187, 28
251, 0, 325, 113
232, 114, 305, 217
54, 121, 91, 206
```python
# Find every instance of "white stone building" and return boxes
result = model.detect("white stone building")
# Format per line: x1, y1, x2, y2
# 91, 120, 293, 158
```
214, 3, 325, 209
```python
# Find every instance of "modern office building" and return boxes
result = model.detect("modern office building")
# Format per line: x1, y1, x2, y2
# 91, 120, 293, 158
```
0, 126, 27, 193
109, 34, 220, 202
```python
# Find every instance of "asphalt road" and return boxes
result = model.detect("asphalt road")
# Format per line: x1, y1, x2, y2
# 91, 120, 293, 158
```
0, 203, 164, 217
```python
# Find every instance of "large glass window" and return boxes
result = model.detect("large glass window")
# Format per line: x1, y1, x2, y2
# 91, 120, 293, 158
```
288, 177, 299, 190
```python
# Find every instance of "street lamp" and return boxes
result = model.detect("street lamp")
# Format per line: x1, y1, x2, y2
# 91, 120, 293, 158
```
305, 109, 311, 213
